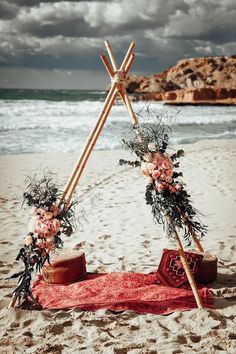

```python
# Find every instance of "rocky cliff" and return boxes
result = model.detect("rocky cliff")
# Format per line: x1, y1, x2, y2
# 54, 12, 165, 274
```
126, 56, 236, 104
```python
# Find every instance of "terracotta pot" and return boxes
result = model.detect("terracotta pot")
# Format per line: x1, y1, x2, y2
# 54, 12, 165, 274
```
42, 249, 87, 284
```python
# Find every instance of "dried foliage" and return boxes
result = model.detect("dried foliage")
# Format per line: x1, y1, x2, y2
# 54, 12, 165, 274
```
120, 107, 207, 244
10, 172, 78, 305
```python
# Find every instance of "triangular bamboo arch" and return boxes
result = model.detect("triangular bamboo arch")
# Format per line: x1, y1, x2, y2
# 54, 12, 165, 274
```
9, 41, 205, 309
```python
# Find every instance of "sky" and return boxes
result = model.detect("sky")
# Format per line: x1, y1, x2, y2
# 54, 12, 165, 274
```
0, 0, 235, 89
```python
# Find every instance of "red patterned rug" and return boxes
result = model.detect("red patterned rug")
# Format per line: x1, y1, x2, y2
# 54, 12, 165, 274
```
31, 272, 214, 315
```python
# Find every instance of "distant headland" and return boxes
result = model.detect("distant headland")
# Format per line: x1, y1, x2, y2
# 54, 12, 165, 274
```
127, 56, 236, 105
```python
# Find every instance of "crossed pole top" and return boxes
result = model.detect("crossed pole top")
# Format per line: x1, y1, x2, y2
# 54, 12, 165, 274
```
101, 40, 134, 91
100, 40, 140, 127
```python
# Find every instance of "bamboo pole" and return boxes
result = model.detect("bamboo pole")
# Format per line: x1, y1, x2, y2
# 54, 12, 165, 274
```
125, 53, 135, 74
65, 86, 118, 205
100, 53, 131, 114
173, 225, 204, 308
8, 278, 23, 308
117, 67, 204, 308
121, 91, 140, 126
104, 40, 119, 71
101, 53, 135, 83
8, 293, 18, 308
100, 53, 139, 129
119, 87, 203, 308
60, 44, 135, 206
100, 53, 133, 119
120, 42, 135, 71
177, 207, 204, 253
100, 53, 114, 78
120, 90, 203, 308
58, 82, 118, 206
105, 40, 135, 73
65, 47, 135, 205
192, 232, 204, 253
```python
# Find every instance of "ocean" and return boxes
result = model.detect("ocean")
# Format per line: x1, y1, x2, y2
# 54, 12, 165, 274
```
0, 89, 236, 155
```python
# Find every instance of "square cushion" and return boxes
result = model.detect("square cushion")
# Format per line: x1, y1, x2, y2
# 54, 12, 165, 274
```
155, 249, 203, 288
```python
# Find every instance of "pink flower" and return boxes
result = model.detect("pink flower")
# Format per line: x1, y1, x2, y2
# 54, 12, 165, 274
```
45, 220, 53, 230
165, 176, 173, 184
175, 184, 182, 191
44, 212, 53, 220
161, 160, 169, 170
50, 205, 60, 217
160, 174, 166, 181
35, 219, 42, 228
154, 180, 166, 192
38, 208, 46, 215
152, 152, 163, 166
37, 241, 47, 249
166, 169, 173, 177
152, 169, 161, 180
159, 183, 166, 191
168, 185, 176, 194
154, 180, 159, 191
162, 157, 173, 170
31, 207, 38, 215
157, 158, 164, 166
53, 219, 60, 232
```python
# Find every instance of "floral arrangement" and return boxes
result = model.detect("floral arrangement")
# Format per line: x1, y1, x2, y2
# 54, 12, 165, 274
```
120, 109, 207, 243
11, 173, 77, 305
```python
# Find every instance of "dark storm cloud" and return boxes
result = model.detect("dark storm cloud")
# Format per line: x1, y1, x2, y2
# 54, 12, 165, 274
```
14, 1, 180, 39
163, 0, 236, 45
0, 1, 19, 19
19, 17, 98, 39
0, 0, 235, 86
12, 0, 111, 5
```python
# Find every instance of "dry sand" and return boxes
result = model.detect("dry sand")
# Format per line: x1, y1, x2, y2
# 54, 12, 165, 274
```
0, 139, 236, 353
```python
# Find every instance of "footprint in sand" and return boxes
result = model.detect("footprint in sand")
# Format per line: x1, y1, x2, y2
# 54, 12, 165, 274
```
218, 241, 225, 251
141, 240, 150, 248
99, 234, 112, 240
48, 320, 72, 335
190, 335, 201, 343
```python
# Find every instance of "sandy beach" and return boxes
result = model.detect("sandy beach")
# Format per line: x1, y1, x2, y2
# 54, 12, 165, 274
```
0, 139, 236, 353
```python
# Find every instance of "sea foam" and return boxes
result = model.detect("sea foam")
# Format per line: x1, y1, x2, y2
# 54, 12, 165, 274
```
0, 98, 236, 154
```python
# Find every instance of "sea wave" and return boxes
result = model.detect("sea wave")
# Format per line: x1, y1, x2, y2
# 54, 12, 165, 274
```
0, 98, 236, 154
1, 99, 236, 124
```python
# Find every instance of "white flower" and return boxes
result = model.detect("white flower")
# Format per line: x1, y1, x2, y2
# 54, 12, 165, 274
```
24, 234, 33, 246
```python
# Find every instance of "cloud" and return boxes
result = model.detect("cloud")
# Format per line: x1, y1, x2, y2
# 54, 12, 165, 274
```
0, 0, 235, 88
0, 1, 19, 19
163, 0, 236, 44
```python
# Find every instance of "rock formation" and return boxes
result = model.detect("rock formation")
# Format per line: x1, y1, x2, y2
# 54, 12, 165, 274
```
126, 56, 236, 104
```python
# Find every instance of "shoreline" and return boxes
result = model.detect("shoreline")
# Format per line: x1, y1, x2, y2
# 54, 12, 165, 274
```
0, 138, 236, 352
1, 136, 236, 156
163, 100, 236, 105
